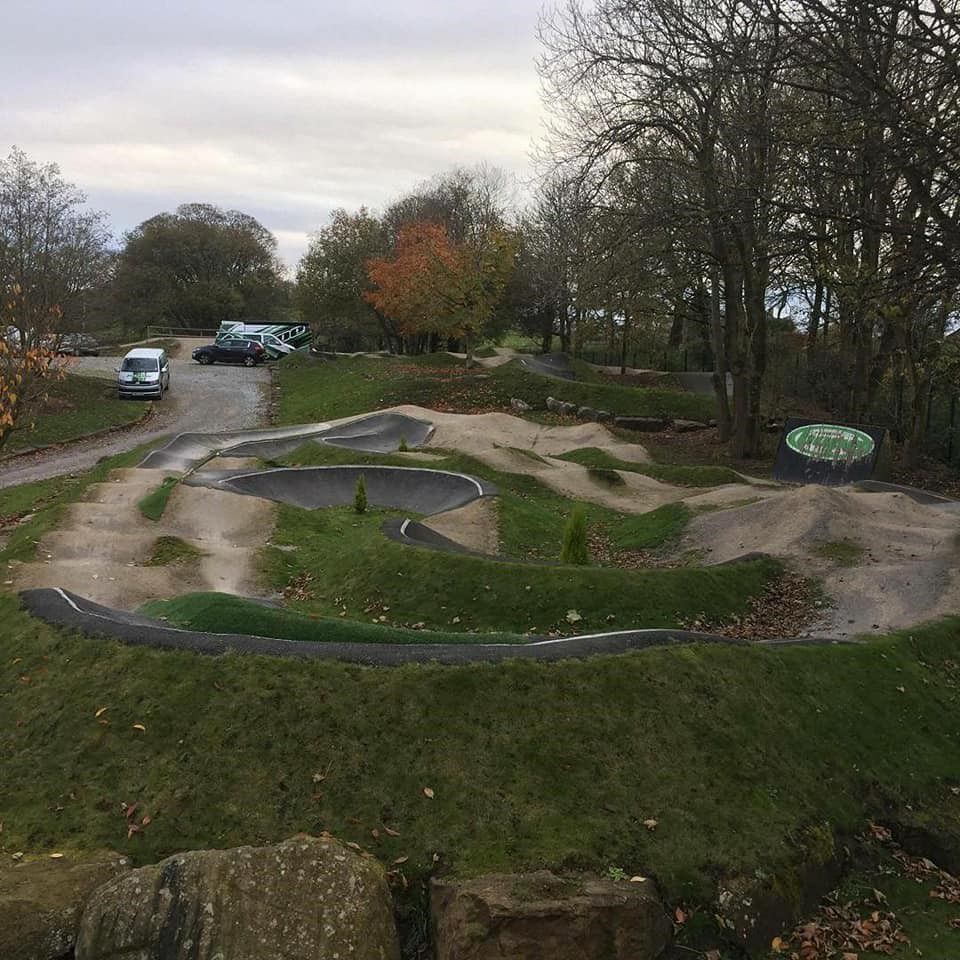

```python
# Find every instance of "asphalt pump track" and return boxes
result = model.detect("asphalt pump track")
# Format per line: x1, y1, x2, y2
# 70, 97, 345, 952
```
21, 412, 950, 665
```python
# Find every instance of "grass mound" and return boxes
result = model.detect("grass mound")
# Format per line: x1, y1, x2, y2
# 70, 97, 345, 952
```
558, 448, 745, 487
144, 536, 203, 567
141, 593, 528, 645
260, 503, 777, 636
610, 503, 692, 551
137, 477, 178, 522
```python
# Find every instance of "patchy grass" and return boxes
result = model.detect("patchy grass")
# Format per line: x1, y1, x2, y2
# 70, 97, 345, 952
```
609, 504, 692, 551
141, 592, 528, 645
587, 466, 626, 487
144, 536, 204, 567
259, 503, 776, 637
3, 373, 146, 453
274, 354, 716, 424
2, 598, 960, 920
814, 539, 866, 567
557, 447, 745, 487
137, 477, 179, 522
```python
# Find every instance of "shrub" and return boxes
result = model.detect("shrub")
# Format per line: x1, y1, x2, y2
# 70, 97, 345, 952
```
399, 435, 409, 452
353, 474, 367, 514
559, 506, 589, 565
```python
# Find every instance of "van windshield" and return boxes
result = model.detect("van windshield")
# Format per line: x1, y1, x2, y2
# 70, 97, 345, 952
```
121, 357, 159, 372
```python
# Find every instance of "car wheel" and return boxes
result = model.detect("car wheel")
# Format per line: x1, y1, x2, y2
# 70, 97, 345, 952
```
244, 356, 256, 367
198, 355, 211, 365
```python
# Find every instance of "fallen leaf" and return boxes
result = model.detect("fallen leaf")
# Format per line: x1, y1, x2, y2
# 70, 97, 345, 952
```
674, 906, 687, 924
383, 825, 401, 837
393, 855, 409, 865
49, 852, 64, 859
566, 609, 583, 624
629, 875, 648, 882
643, 818, 658, 831
94, 706, 108, 718
141, 815, 152, 827
132, 723, 146, 732
423, 787, 435, 799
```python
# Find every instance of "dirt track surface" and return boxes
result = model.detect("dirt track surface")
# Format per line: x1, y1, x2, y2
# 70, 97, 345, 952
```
0, 339, 270, 489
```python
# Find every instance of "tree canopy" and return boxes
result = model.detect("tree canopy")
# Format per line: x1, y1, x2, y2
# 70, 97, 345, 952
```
113, 203, 285, 331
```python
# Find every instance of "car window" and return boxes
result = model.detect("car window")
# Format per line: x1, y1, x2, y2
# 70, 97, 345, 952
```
121, 357, 159, 372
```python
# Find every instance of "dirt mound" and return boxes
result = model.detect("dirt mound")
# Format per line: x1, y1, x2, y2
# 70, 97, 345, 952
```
684, 485, 960, 637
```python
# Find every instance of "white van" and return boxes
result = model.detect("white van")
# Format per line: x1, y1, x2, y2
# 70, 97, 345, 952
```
117, 347, 170, 400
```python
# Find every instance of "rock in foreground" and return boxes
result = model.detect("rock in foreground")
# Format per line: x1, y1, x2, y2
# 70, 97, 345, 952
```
76, 835, 399, 960
431, 870, 671, 960
0, 851, 131, 960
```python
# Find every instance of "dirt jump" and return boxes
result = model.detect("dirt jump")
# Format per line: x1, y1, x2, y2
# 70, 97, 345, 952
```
13, 406, 960, 662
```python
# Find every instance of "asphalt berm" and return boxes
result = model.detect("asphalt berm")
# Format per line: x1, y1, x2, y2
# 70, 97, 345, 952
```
19, 587, 847, 666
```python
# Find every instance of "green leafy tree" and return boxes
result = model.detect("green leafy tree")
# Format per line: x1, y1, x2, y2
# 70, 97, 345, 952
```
296, 208, 390, 351
113, 203, 284, 332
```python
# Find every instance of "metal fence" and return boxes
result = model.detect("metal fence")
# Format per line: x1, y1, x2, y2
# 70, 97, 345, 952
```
145, 325, 219, 339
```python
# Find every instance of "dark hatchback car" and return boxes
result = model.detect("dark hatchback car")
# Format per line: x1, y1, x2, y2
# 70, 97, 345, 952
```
192, 339, 266, 367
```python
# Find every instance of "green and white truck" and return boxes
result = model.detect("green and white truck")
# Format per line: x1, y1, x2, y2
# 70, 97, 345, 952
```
215, 322, 312, 359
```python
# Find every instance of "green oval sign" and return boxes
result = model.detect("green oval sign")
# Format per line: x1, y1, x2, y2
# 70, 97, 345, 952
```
785, 424, 875, 463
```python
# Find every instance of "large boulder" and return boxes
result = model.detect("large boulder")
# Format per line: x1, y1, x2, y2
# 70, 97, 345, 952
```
510, 397, 532, 413
76, 835, 399, 960
432, 870, 671, 960
545, 396, 561, 412
0, 851, 131, 960
577, 406, 598, 421
614, 416, 671, 432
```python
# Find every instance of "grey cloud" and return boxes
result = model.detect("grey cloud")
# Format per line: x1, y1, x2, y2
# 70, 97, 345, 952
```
1, 0, 546, 268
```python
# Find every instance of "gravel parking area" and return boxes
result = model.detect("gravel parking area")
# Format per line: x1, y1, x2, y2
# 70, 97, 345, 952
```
0, 339, 272, 489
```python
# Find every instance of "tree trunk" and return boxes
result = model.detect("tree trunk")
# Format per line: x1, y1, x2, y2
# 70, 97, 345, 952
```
709, 264, 732, 442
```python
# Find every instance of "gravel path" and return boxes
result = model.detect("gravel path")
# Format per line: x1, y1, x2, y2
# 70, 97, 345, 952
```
0, 340, 271, 489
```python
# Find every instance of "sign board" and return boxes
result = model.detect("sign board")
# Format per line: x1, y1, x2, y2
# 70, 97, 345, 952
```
772, 417, 889, 485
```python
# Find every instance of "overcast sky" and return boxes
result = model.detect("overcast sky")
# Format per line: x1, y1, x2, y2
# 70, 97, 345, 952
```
1, 0, 546, 270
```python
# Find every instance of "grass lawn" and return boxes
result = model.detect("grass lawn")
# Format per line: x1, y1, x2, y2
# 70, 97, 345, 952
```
275, 354, 717, 424
3, 595, 960, 943
2, 373, 147, 453
247, 441, 776, 637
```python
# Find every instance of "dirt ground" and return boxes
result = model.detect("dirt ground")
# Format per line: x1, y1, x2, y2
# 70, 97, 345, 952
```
11, 461, 273, 610
681, 484, 960, 637
387, 404, 774, 515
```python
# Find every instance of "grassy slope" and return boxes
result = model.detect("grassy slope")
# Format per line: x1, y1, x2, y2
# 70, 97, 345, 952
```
275, 354, 716, 424
3, 373, 145, 453
556, 447, 745, 487
245, 442, 775, 636
2, 597, 960, 912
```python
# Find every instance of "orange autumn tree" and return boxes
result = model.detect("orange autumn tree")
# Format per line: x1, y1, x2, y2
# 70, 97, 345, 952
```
365, 221, 516, 363
0, 285, 66, 452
